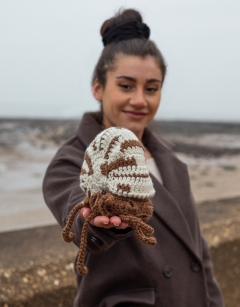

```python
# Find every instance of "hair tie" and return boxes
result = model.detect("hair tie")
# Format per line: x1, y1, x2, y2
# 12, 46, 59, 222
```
102, 20, 150, 47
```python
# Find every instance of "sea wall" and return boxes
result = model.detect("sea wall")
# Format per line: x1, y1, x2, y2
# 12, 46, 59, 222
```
0, 208, 240, 307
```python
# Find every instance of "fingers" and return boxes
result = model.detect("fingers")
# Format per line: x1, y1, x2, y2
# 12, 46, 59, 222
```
79, 208, 129, 229
109, 216, 122, 226
109, 216, 129, 229
91, 216, 112, 228
91, 216, 129, 229
119, 221, 129, 229
79, 207, 92, 219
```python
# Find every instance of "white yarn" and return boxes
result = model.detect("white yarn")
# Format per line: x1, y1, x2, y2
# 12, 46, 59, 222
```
80, 127, 155, 199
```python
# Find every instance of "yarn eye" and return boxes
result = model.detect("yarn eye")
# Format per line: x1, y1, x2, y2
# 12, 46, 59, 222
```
129, 201, 134, 207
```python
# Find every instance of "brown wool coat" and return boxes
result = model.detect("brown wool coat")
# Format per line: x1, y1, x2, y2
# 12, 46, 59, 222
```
43, 112, 224, 307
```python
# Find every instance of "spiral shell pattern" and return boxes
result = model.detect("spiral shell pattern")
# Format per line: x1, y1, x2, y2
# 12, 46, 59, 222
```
80, 127, 155, 199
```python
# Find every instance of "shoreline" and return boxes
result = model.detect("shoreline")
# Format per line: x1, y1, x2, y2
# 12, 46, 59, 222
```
1, 118, 240, 233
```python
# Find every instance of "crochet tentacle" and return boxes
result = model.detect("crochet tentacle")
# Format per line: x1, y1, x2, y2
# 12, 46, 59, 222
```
120, 215, 153, 235
119, 215, 157, 246
76, 212, 98, 275
62, 202, 85, 243
134, 225, 157, 246
135, 218, 154, 236
99, 193, 115, 217
89, 192, 102, 212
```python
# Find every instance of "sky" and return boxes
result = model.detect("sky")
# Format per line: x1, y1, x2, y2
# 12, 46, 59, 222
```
0, 0, 240, 122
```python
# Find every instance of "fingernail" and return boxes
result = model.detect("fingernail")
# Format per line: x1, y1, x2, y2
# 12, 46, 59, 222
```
114, 223, 120, 227
103, 221, 109, 225
83, 210, 86, 218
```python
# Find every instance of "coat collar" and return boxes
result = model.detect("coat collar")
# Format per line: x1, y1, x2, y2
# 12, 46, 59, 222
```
76, 111, 104, 148
77, 112, 201, 261
77, 112, 175, 152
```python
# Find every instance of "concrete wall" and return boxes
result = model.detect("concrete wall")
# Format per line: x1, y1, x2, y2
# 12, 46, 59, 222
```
0, 223, 240, 307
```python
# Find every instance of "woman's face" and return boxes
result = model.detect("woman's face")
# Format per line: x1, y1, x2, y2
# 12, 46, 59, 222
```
92, 54, 163, 140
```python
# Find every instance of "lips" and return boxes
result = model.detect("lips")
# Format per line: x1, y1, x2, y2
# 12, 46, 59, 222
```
123, 110, 147, 119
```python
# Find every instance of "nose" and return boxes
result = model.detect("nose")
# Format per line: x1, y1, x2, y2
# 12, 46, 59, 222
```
129, 89, 147, 108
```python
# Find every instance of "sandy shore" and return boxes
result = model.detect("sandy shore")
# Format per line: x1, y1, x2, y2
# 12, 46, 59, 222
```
0, 146, 57, 232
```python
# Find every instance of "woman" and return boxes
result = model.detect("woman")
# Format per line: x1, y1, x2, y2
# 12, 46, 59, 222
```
43, 9, 224, 307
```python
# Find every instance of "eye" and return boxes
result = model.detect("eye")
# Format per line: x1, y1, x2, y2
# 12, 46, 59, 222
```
146, 87, 158, 93
119, 84, 132, 91
129, 201, 134, 207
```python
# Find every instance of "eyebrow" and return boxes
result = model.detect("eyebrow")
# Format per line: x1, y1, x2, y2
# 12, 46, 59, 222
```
116, 75, 162, 84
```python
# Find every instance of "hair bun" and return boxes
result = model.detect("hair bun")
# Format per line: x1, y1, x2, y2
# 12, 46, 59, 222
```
100, 9, 143, 37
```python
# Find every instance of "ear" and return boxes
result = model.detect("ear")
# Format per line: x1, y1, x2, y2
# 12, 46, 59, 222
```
92, 79, 103, 102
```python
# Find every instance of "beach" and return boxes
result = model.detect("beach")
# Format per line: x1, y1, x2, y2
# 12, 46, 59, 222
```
0, 118, 240, 233
1, 118, 240, 306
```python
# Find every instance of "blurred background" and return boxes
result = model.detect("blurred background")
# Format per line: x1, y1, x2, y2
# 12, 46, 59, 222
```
0, 1, 240, 306
1, 0, 240, 121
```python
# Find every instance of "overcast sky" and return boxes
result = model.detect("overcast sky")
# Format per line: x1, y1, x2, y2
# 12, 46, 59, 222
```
1, 0, 240, 122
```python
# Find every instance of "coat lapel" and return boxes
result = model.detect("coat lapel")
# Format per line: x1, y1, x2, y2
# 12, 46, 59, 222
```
77, 112, 104, 148
143, 129, 201, 262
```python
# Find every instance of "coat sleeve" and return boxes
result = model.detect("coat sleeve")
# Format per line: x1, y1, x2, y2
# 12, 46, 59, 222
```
42, 137, 133, 254
201, 234, 225, 307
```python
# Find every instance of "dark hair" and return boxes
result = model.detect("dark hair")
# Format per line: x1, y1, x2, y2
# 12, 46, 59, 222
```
92, 9, 167, 87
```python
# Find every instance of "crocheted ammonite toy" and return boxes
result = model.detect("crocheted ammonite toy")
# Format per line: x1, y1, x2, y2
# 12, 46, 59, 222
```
62, 127, 157, 275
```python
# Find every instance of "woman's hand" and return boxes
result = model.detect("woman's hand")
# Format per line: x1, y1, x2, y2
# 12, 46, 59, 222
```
79, 208, 129, 229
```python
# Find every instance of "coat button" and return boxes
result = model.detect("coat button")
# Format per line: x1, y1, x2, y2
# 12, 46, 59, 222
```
163, 265, 172, 278
191, 261, 201, 272
90, 236, 103, 246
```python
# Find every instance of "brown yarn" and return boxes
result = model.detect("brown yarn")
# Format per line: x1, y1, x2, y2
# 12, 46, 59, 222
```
84, 152, 94, 175
104, 136, 120, 159
117, 183, 130, 193
100, 157, 137, 177
92, 140, 97, 151
120, 139, 145, 152
62, 191, 156, 276
113, 173, 149, 178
